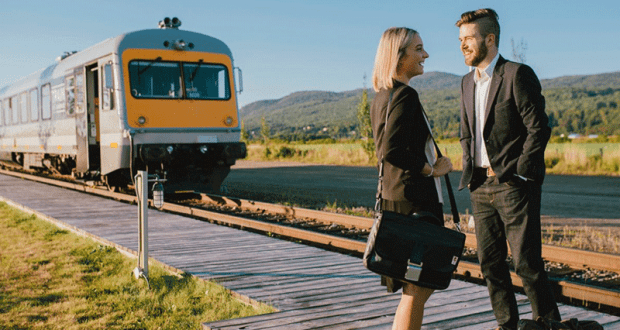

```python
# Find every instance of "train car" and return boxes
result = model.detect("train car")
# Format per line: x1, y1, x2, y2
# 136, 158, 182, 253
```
0, 17, 246, 193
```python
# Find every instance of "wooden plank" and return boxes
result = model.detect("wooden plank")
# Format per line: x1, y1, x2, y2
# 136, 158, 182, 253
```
1, 174, 619, 330
205, 285, 493, 329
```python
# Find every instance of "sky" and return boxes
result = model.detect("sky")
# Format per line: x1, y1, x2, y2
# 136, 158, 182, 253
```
1, 0, 619, 108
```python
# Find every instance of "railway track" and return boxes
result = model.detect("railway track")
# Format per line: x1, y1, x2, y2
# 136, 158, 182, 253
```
1, 166, 619, 314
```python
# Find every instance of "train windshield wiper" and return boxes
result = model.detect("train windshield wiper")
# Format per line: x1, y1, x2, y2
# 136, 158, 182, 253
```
138, 57, 162, 75
189, 59, 204, 82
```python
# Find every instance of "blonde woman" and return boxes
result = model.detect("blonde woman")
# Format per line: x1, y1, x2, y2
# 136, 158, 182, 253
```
370, 27, 453, 330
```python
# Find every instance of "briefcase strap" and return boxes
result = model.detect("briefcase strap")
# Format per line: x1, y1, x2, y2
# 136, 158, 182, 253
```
376, 89, 461, 230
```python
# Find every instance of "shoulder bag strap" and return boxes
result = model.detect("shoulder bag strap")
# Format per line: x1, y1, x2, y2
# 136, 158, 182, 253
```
377, 89, 462, 230
421, 107, 462, 230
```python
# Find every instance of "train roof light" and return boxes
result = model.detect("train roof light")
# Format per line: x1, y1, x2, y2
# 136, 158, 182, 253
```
158, 17, 182, 29
56, 51, 78, 62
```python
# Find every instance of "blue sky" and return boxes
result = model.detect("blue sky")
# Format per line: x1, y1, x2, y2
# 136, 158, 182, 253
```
1, 0, 619, 107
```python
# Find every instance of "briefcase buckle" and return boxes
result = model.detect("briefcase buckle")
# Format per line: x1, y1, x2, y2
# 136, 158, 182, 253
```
404, 261, 423, 281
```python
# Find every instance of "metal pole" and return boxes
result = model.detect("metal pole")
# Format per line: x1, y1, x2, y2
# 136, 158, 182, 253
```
133, 170, 149, 281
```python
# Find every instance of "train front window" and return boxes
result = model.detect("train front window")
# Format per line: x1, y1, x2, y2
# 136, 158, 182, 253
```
183, 63, 230, 100
128, 60, 230, 100
129, 61, 182, 99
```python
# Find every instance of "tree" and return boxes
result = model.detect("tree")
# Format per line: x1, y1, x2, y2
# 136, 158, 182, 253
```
357, 87, 375, 160
260, 117, 271, 144
511, 37, 528, 63
240, 120, 250, 143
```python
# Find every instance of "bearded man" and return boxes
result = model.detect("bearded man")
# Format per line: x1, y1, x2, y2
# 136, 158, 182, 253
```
456, 8, 561, 330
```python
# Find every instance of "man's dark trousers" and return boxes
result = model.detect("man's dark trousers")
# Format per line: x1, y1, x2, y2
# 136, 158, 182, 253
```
470, 175, 561, 329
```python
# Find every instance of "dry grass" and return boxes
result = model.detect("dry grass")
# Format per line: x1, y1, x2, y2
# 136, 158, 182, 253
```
245, 142, 620, 176
545, 147, 620, 176
540, 225, 620, 254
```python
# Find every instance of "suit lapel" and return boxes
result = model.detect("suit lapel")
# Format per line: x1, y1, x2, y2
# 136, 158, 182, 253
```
463, 71, 476, 135
484, 56, 506, 131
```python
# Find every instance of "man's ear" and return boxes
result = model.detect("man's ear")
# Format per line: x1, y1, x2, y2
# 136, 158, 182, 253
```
486, 34, 496, 48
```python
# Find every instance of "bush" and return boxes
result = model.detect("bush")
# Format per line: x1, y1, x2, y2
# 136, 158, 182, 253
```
549, 135, 570, 143
545, 156, 561, 168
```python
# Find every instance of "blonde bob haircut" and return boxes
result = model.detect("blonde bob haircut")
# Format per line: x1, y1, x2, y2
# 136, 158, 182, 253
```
372, 27, 418, 92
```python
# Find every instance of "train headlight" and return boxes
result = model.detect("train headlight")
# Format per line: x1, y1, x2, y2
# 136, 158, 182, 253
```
138, 116, 146, 125
166, 146, 174, 154
224, 116, 234, 126
173, 39, 186, 50
199, 145, 208, 154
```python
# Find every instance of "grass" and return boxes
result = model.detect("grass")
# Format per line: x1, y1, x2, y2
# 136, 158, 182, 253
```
0, 202, 274, 330
540, 225, 620, 254
245, 141, 620, 176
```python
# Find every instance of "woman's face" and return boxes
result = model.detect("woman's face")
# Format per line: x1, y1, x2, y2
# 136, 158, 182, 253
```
397, 34, 429, 79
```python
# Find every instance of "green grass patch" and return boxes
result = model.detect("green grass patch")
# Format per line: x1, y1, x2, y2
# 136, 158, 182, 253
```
0, 202, 274, 329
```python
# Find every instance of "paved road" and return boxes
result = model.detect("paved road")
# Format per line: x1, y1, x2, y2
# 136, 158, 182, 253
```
223, 161, 619, 224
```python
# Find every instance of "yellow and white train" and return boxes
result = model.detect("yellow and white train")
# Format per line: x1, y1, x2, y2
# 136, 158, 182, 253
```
0, 17, 246, 192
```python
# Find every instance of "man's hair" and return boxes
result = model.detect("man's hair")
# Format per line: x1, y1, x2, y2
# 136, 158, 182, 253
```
456, 8, 500, 47
371, 27, 418, 92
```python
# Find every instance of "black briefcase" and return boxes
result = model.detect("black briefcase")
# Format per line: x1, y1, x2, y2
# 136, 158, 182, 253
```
363, 210, 466, 290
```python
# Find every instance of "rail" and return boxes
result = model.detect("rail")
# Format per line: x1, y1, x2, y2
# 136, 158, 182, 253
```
1, 167, 619, 310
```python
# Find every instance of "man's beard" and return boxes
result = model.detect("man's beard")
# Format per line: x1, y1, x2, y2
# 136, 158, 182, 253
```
466, 41, 488, 67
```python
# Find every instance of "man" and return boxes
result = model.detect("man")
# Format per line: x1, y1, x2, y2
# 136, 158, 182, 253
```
456, 8, 561, 330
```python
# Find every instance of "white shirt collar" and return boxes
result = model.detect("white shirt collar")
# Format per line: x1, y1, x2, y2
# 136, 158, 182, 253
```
474, 53, 500, 82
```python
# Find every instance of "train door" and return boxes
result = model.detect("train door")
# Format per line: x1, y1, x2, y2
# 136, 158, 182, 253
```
75, 63, 102, 176
85, 63, 101, 172
73, 67, 89, 174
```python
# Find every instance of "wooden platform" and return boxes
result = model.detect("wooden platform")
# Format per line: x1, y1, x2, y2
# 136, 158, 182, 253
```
1, 173, 619, 329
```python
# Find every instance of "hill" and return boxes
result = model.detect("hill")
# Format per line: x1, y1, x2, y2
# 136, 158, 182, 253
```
409, 71, 461, 90
541, 71, 620, 89
240, 71, 620, 139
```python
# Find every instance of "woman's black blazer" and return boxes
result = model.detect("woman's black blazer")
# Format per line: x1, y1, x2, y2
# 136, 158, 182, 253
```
370, 80, 439, 204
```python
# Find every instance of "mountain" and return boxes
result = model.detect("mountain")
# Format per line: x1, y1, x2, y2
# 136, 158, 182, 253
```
409, 71, 461, 90
240, 71, 620, 137
540, 71, 620, 89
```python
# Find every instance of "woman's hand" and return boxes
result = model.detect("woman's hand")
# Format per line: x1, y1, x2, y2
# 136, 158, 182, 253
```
432, 157, 453, 177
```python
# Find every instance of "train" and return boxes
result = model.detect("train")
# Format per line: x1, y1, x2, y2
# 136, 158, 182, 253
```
0, 17, 246, 193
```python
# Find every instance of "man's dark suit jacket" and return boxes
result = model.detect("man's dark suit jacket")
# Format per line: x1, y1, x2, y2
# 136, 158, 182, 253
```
459, 56, 551, 190
370, 80, 439, 204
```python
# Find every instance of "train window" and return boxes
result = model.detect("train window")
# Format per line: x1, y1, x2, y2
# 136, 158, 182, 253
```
20, 92, 29, 123
128, 61, 182, 99
183, 63, 230, 100
3, 99, 10, 125
41, 84, 51, 120
102, 63, 115, 110
75, 72, 85, 113
52, 84, 65, 114
30, 89, 39, 122
11, 96, 19, 124
66, 76, 76, 114
104, 63, 113, 89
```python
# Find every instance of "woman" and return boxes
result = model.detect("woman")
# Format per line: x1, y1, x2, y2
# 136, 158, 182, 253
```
370, 27, 453, 330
